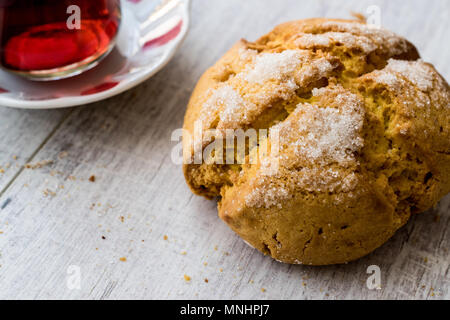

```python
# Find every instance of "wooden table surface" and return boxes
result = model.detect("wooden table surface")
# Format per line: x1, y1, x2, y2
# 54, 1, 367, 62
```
0, 0, 449, 300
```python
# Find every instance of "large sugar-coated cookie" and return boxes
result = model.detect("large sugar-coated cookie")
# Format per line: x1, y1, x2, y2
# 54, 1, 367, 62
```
182, 18, 450, 265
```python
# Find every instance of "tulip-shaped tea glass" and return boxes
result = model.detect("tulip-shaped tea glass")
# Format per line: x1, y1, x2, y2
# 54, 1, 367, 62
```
0, 0, 121, 80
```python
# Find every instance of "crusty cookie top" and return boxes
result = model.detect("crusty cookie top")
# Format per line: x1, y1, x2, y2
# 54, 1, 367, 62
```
186, 19, 422, 132
184, 18, 450, 209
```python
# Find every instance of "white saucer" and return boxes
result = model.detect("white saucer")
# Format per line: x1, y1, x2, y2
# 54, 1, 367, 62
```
0, 0, 190, 109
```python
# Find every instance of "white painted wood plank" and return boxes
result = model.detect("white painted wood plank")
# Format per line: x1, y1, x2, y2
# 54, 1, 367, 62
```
0, 0, 448, 300
0, 108, 70, 193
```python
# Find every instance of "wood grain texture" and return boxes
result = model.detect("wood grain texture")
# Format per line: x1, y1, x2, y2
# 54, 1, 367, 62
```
0, 0, 449, 300
0, 108, 70, 193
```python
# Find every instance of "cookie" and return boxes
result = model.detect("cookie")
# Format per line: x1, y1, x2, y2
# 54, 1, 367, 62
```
182, 18, 450, 265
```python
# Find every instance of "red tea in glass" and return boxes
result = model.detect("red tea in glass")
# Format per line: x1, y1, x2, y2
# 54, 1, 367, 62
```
0, 0, 121, 80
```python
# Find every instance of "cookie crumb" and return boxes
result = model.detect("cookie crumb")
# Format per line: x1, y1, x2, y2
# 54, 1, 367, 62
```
43, 189, 56, 197
350, 12, 366, 22
25, 160, 53, 169
163, 235, 168, 240
119, 257, 127, 262
184, 274, 191, 282
58, 151, 68, 159
88, 175, 96, 182
430, 287, 435, 297
204, 278, 209, 283
261, 288, 266, 293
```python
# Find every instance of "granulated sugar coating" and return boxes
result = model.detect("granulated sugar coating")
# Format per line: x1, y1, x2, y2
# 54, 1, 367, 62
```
199, 49, 336, 130
284, 87, 364, 166
375, 59, 434, 91
201, 85, 254, 128
295, 32, 377, 53
245, 86, 364, 209
319, 21, 409, 55
245, 167, 360, 209
242, 50, 303, 84
183, 18, 450, 265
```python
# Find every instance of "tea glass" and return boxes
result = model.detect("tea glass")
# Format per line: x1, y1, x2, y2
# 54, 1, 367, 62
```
0, 0, 121, 80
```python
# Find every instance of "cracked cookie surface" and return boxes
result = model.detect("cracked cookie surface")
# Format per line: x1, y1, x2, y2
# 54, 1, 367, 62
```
182, 18, 450, 265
